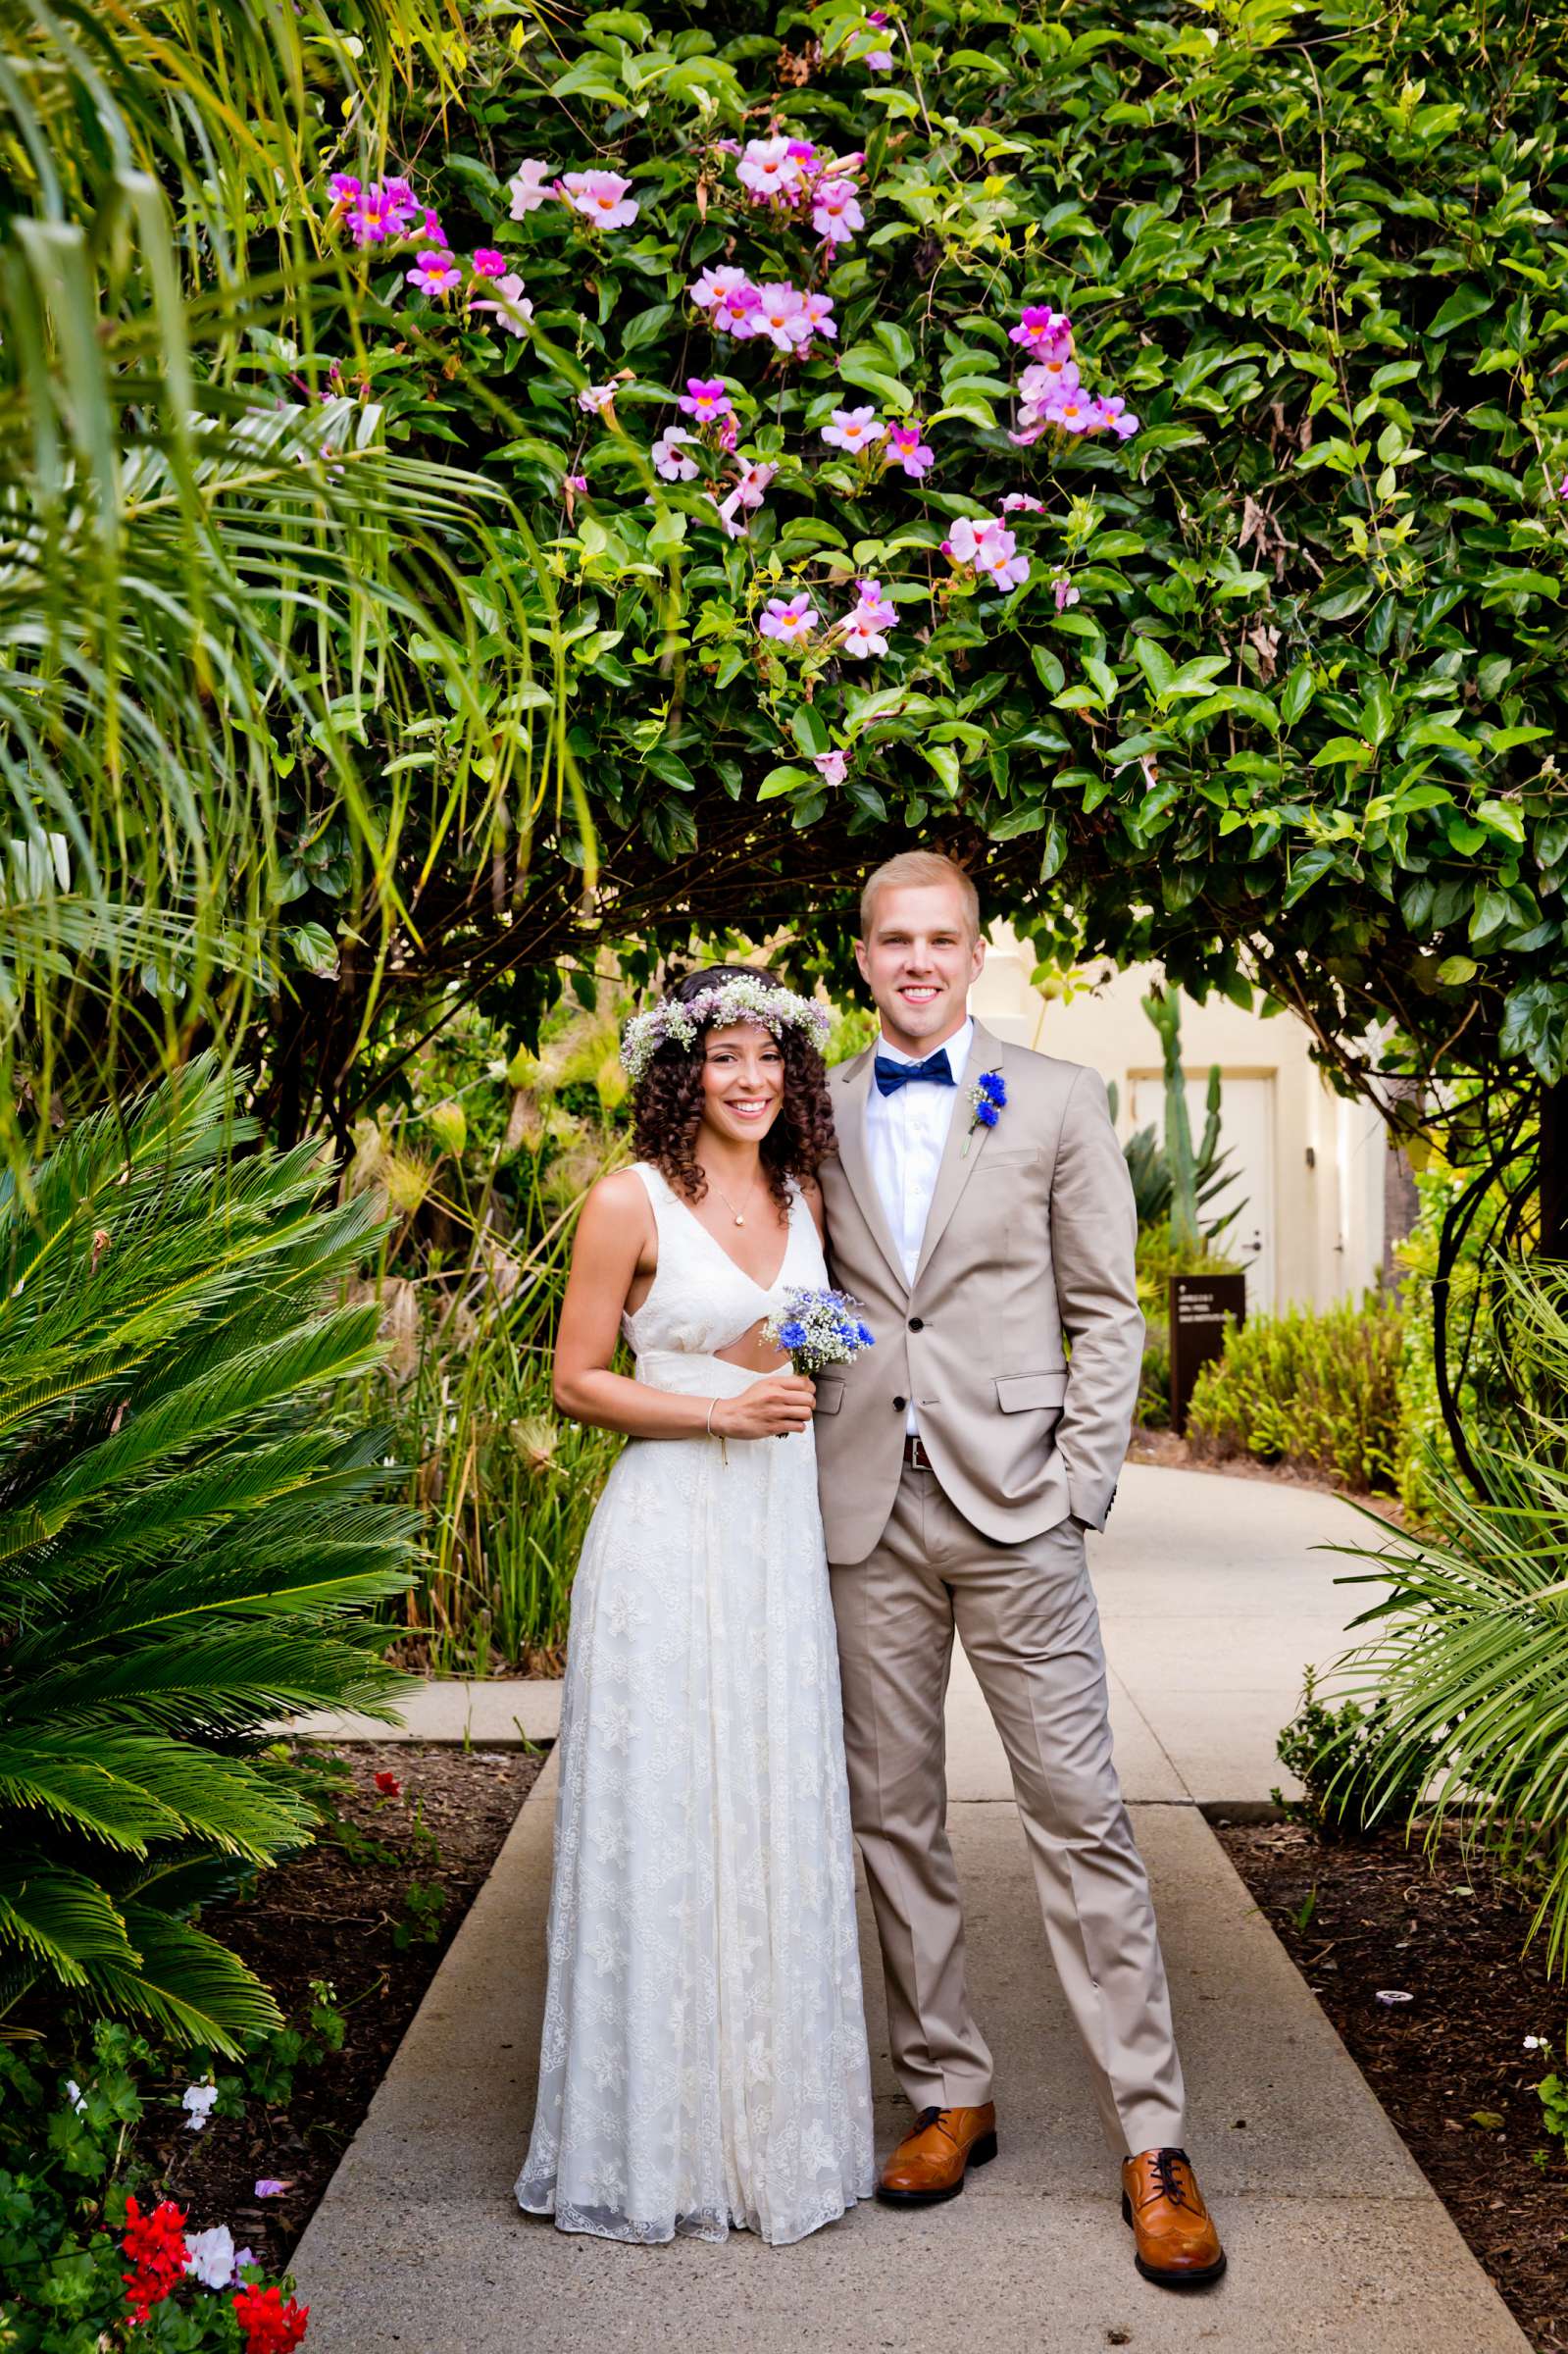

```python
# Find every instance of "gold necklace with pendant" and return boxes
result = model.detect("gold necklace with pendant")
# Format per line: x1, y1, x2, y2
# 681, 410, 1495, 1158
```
709, 1169, 757, 1228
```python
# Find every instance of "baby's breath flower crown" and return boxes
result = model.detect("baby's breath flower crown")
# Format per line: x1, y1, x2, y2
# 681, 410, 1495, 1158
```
620, 975, 830, 1084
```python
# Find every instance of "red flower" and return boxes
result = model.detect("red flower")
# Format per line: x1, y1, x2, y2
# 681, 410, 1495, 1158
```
233, 2281, 311, 2353
373, 1769, 402, 1797
121, 2194, 188, 2323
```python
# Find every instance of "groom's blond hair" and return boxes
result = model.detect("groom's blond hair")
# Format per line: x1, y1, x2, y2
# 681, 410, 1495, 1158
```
859, 850, 981, 943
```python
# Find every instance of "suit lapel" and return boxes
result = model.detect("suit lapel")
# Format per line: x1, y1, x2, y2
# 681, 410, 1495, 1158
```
831, 1049, 910, 1296
914, 1020, 1004, 1284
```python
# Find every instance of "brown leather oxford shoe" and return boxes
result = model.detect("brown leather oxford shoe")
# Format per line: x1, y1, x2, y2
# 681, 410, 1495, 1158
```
1121, 2147, 1226, 2285
877, 2103, 998, 2206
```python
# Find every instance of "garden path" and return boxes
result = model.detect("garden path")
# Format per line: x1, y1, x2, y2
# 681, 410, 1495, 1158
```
291, 1466, 1531, 2352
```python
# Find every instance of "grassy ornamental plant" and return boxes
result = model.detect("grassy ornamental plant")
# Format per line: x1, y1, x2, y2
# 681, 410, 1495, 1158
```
0, 1058, 415, 2053
1185, 1293, 1405, 1492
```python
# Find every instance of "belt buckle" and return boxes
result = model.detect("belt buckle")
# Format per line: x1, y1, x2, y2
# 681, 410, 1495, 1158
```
908, 1431, 930, 1472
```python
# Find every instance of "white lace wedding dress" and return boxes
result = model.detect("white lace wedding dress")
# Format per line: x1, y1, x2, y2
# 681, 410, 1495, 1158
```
515, 1160, 875, 2245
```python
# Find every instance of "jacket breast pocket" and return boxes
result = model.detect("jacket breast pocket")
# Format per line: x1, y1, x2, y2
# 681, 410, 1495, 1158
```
814, 1378, 845, 1415
995, 1370, 1068, 1413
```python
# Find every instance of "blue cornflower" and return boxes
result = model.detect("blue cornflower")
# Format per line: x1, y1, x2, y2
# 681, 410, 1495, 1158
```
976, 1099, 999, 1127
979, 1071, 1007, 1106
779, 1319, 808, 1350
856, 1323, 875, 1347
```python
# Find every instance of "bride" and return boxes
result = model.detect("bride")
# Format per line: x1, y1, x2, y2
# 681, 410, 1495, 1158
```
515, 964, 875, 2246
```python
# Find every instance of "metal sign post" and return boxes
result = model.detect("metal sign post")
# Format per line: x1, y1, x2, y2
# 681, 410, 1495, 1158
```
1168, 1272, 1247, 1436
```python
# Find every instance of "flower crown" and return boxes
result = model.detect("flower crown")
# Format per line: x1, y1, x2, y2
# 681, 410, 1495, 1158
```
620, 974, 831, 1082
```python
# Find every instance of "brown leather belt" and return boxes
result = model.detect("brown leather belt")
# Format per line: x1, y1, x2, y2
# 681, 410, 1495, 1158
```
901, 1432, 934, 1470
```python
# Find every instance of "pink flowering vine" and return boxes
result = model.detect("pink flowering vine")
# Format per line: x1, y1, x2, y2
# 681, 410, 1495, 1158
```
652, 426, 699, 482
678, 378, 734, 425
884, 421, 934, 479
406, 249, 462, 300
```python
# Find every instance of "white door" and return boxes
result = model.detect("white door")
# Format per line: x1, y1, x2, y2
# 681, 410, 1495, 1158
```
1130, 1072, 1276, 1313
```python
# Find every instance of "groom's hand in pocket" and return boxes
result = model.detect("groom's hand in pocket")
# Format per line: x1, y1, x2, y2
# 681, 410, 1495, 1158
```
714, 1374, 817, 1440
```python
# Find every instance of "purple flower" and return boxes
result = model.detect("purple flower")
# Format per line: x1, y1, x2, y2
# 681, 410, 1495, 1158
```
419, 206, 446, 247
1052, 576, 1081, 612
508, 158, 554, 218
1020, 358, 1079, 407
865, 47, 894, 69
678, 377, 734, 423
799, 290, 837, 343
1087, 393, 1139, 439
579, 381, 619, 415
815, 748, 848, 787
822, 405, 885, 454
812, 180, 865, 244
1001, 491, 1044, 514
328, 173, 362, 206
254, 2180, 287, 2199
1558, 471, 1568, 500
406, 248, 463, 298
468, 271, 532, 336
560, 170, 639, 230
652, 425, 699, 481
1009, 304, 1074, 359
885, 421, 934, 479
752, 283, 811, 354
565, 473, 588, 492
345, 185, 400, 246
470, 248, 507, 280
759, 591, 819, 644
974, 532, 1030, 593
1043, 388, 1096, 435
738, 136, 803, 198
849, 577, 896, 631
690, 267, 759, 334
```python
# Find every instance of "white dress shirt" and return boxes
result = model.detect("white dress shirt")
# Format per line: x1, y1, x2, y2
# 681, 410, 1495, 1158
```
865, 1016, 972, 1433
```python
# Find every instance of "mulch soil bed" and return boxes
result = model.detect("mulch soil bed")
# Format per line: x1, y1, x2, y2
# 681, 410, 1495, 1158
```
136, 1742, 543, 2277
1219, 1817, 1568, 2353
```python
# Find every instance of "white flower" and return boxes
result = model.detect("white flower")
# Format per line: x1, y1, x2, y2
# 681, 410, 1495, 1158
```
507, 158, 554, 218
578, 381, 618, 415
183, 2224, 236, 2289
64, 2078, 88, 2116
651, 426, 699, 482
1524, 2034, 1543, 2050
181, 2079, 219, 2131
468, 271, 532, 337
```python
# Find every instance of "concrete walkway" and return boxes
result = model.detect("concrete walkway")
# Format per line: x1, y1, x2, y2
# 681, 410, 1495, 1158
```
291, 1466, 1530, 2352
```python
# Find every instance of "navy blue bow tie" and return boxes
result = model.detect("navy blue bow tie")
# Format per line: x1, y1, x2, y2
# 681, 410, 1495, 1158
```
874, 1049, 955, 1097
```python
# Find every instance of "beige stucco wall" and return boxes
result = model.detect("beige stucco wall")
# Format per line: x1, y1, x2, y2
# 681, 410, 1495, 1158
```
971, 926, 1387, 1311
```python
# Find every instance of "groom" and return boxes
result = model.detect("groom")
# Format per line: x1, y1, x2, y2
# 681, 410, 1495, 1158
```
815, 848, 1226, 2288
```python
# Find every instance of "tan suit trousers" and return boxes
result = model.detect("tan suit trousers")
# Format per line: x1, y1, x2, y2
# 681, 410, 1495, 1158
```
830, 1464, 1187, 2159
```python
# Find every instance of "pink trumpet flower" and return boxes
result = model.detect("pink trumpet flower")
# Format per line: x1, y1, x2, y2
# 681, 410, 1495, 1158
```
560, 170, 639, 230
737, 137, 802, 198
1000, 491, 1045, 514
468, 271, 532, 336
812, 181, 865, 244
815, 748, 848, 786
821, 405, 885, 454
651, 426, 699, 481
406, 248, 462, 298
471, 248, 507, 280
328, 173, 362, 206
751, 283, 812, 353
1009, 304, 1074, 359
678, 378, 734, 424
508, 159, 553, 217
1052, 576, 1081, 612
1088, 393, 1139, 438
759, 591, 819, 643
885, 421, 934, 479
799, 290, 838, 342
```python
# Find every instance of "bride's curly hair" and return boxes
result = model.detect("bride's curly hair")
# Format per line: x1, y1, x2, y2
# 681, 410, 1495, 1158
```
632, 964, 836, 1210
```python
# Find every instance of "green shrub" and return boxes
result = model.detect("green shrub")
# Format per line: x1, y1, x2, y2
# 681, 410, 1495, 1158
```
0, 1057, 415, 2053
1186, 1294, 1404, 1493
1272, 1667, 1441, 1840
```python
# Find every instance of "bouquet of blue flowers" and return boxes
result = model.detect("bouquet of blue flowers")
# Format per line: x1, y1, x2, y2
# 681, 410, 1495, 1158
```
762, 1286, 876, 1378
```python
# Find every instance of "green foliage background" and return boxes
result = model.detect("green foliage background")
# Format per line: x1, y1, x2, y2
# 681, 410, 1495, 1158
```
247, 0, 1568, 1134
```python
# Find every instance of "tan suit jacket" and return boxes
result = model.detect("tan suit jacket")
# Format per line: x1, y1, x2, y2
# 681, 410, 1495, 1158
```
815, 1020, 1143, 1563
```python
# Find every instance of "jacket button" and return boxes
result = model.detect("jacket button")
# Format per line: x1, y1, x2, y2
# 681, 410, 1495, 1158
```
908, 1316, 924, 1331
892, 1395, 907, 1411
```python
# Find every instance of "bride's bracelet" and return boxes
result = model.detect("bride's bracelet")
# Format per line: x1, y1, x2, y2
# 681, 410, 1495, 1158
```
705, 1399, 719, 1438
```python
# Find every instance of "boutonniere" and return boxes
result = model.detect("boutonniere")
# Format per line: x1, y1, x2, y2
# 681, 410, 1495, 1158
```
962, 1068, 1007, 1154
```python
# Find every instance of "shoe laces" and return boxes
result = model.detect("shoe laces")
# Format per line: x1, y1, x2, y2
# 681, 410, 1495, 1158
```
1149, 2147, 1194, 2210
